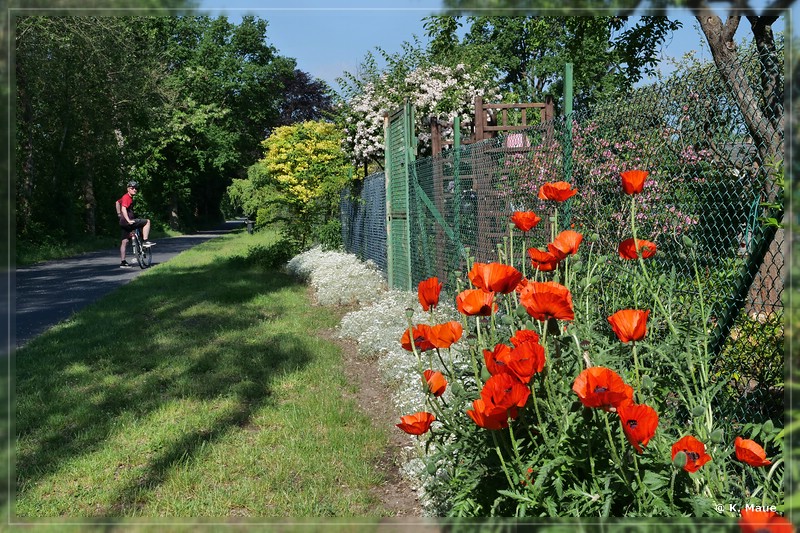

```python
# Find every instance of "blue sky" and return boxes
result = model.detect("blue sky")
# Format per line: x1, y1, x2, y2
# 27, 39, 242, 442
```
197, 1, 792, 94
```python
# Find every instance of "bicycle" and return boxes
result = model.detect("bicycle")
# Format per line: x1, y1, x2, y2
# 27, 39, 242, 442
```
128, 227, 153, 268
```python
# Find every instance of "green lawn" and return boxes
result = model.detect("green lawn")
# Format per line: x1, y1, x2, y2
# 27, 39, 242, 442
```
13, 229, 390, 519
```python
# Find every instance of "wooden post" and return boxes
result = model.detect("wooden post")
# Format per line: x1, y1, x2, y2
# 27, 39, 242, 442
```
474, 96, 484, 142
431, 116, 441, 156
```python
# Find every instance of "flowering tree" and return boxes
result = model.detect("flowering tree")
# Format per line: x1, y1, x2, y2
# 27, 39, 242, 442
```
337, 50, 499, 167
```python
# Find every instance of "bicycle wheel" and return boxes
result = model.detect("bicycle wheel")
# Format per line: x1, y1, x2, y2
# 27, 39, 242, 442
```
132, 233, 146, 268
140, 241, 153, 268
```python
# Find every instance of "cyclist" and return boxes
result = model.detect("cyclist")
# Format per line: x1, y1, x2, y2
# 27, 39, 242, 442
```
116, 180, 154, 268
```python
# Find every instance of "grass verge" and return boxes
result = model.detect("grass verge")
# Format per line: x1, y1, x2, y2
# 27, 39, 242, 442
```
13, 229, 390, 519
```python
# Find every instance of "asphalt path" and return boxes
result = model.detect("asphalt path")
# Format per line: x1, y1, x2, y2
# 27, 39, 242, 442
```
12, 221, 242, 351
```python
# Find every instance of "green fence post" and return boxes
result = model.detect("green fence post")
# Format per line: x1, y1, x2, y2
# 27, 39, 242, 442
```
453, 115, 462, 254
562, 62, 574, 229
384, 112, 394, 287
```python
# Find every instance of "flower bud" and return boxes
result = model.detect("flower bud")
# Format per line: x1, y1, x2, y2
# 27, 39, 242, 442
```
480, 366, 492, 382
500, 314, 515, 326
590, 233, 600, 242
572, 261, 583, 272
516, 304, 529, 318
426, 462, 438, 475
641, 375, 654, 389
691, 405, 706, 418
763, 420, 774, 433
710, 428, 724, 443
672, 451, 687, 469
682, 235, 696, 248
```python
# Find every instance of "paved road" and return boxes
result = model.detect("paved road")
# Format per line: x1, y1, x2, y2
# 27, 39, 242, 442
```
12, 221, 241, 350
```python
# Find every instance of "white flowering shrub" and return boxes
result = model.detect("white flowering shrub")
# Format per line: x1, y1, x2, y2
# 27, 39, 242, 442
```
339, 62, 499, 166
286, 246, 386, 306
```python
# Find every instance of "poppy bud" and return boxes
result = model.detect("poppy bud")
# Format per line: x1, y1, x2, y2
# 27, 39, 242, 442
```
590, 233, 600, 242
480, 366, 492, 382
500, 314, 515, 326
672, 451, 688, 469
572, 261, 583, 272
589, 275, 600, 284
682, 235, 695, 248
641, 375, 654, 389
426, 462, 437, 475
525, 320, 536, 330
691, 405, 706, 418
516, 304, 528, 318
763, 420, 774, 433
710, 428, 724, 443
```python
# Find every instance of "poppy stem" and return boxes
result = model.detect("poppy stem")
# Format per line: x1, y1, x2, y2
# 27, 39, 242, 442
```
602, 413, 629, 487
631, 342, 642, 393
491, 432, 515, 488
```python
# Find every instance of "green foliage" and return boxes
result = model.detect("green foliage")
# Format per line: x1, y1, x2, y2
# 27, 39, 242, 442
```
15, 14, 299, 242
227, 121, 353, 248
423, 15, 681, 107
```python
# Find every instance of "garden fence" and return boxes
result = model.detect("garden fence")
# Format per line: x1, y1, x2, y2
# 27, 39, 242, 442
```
340, 47, 785, 421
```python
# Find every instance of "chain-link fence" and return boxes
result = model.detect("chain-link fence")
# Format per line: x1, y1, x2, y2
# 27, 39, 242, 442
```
341, 46, 785, 421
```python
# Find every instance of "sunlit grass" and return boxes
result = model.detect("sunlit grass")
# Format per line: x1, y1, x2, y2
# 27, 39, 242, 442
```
14, 229, 389, 518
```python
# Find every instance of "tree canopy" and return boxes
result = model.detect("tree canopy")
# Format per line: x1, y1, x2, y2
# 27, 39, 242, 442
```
14, 14, 335, 247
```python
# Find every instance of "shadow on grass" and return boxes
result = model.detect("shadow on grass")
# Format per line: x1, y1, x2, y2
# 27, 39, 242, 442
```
15, 245, 312, 514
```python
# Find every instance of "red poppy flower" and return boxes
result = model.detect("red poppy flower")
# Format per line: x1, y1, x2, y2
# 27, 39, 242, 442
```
739, 508, 793, 533
519, 281, 575, 322
468, 262, 524, 294
617, 403, 658, 453
510, 329, 540, 347
548, 230, 583, 258
572, 366, 634, 411
422, 369, 448, 397
528, 247, 561, 271
608, 309, 651, 343
400, 324, 435, 352
504, 340, 546, 383
511, 211, 542, 232
483, 343, 511, 376
467, 398, 511, 430
538, 181, 578, 202
671, 435, 712, 473
734, 436, 772, 467
515, 278, 529, 293
620, 169, 649, 195
480, 373, 530, 412
396, 411, 435, 435
618, 238, 657, 260
427, 321, 463, 349
418, 277, 442, 311
456, 289, 497, 316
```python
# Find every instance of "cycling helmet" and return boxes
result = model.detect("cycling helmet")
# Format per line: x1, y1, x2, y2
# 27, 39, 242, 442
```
127, 180, 139, 188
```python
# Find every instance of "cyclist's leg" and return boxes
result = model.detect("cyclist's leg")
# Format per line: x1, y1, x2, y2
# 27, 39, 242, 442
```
142, 218, 151, 241
120, 226, 132, 263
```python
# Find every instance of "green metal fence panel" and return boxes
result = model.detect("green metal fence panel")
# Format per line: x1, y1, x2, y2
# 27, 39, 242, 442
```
386, 104, 412, 290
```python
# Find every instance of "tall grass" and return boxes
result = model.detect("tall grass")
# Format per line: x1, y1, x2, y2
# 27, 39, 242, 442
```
14, 229, 390, 518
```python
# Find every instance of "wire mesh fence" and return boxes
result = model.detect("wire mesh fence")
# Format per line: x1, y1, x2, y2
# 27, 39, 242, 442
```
341, 46, 785, 422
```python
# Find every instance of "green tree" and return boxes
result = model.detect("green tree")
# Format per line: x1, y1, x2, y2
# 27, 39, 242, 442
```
227, 121, 353, 248
142, 15, 295, 230
424, 15, 681, 109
